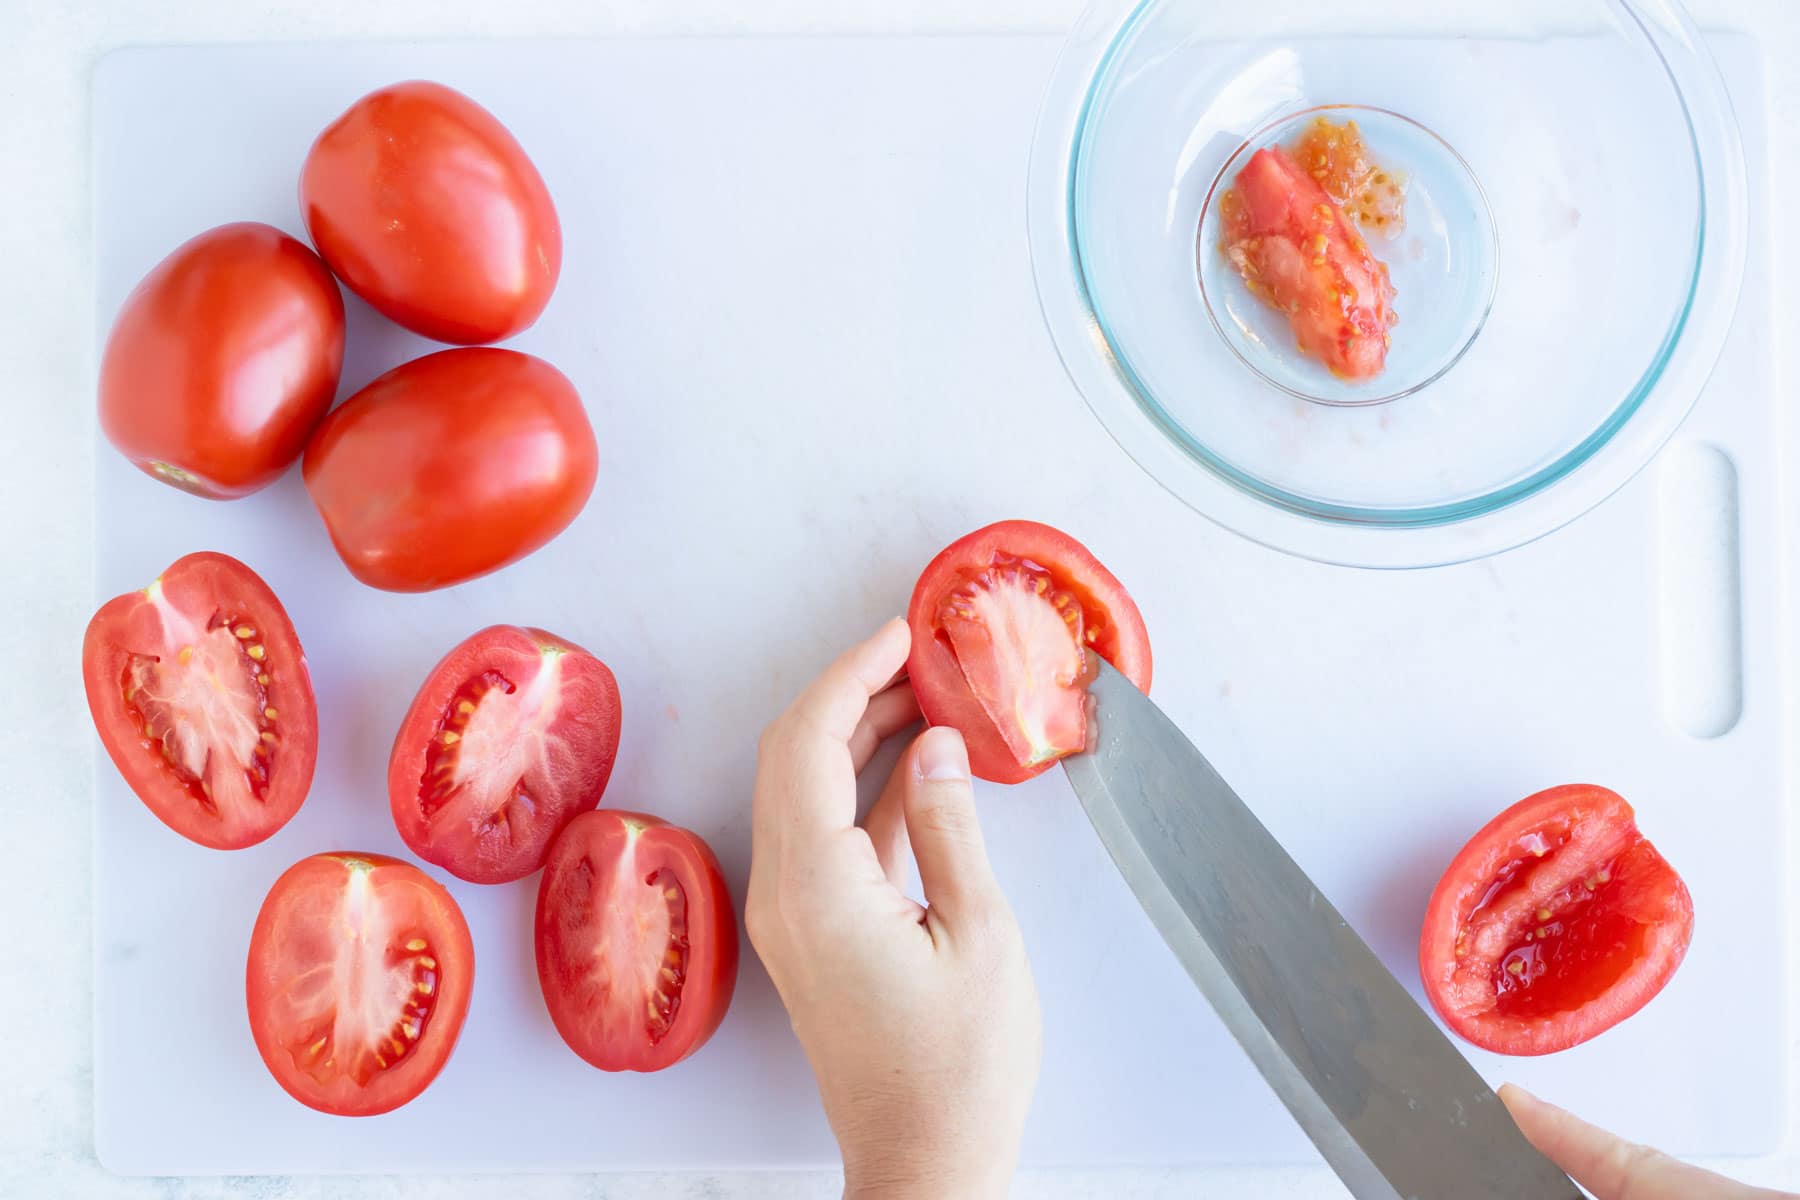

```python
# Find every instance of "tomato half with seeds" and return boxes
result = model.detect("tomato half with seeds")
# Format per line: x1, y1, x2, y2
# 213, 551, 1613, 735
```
302, 348, 598, 592
389, 625, 622, 884
82, 552, 316, 849
534, 811, 738, 1072
907, 520, 1152, 784
1419, 785, 1694, 1056
247, 853, 474, 1116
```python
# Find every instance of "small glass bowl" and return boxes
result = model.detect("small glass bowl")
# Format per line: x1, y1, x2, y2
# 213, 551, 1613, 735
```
1197, 104, 1498, 407
1029, 0, 1748, 568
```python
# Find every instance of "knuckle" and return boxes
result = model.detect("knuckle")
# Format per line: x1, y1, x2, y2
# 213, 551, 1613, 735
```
914, 794, 977, 841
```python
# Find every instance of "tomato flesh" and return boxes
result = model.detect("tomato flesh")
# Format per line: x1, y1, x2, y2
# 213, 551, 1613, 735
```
390, 626, 621, 884
1220, 146, 1397, 380
907, 521, 1151, 784
84, 552, 316, 850
535, 811, 737, 1072
247, 853, 473, 1116
1419, 785, 1693, 1056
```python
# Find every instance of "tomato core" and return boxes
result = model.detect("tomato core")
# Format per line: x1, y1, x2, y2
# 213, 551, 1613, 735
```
122, 603, 278, 815
277, 858, 445, 1088
937, 553, 1098, 767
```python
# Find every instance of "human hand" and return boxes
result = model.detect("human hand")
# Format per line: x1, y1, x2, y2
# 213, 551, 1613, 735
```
1501, 1085, 1796, 1199
747, 618, 1042, 1199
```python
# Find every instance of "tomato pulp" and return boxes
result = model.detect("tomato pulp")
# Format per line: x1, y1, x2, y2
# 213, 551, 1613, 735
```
1419, 785, 1694, 1055
389, 625, 622, 884
247, 853, 474, 1115
1219, 136, 1398, 380
907, 520, 1151, 784
83, 552, 317, 849
99, 223, 345, 498
535, 811, 739, 1072
301, 81, 562, 344
302, 348, 598, 592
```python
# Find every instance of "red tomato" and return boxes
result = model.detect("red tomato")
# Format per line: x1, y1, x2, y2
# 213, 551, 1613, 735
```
99, 223, 345, 498
82, 552, 317, 849
535, 811, 739, 1072
1220, 146, 1397, 380
301, 81, 561, 344
906, 520, 1152, 784
302, 348, 597, 592
247, 853, 474, 1116
1418, 785, 1694, 1056
389, 625, 622, 884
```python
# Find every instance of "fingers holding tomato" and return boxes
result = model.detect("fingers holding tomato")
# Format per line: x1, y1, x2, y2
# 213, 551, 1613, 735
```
1418, 785, 1694, 1056
100, 223, 345, 498
302, 348, 598, 592
906, 520, 1152, 784
389, 626, 623, 884
83, 552, 317, 850
247, 853, 474, 1116
535, 811, 739, 1073
301, 81, 561, 345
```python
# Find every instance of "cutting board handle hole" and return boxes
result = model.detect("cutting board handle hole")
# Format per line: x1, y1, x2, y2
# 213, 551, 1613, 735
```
1655, 442, 1743, 738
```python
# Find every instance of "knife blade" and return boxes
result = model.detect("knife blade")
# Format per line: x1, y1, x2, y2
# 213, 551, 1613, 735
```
1061, 659, 1581, 1200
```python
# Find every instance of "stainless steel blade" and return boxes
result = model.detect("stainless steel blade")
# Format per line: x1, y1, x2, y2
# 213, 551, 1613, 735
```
1063, 660, 1580, 1200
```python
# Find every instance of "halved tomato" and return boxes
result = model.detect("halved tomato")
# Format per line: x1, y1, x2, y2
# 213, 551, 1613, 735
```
82, 552, 316, 849
534, 810, 738, 1072
247, 853, 474, 1116
1419, 785, 1694, 1056
906, 520, 1152, 784
389, 625, 622, 884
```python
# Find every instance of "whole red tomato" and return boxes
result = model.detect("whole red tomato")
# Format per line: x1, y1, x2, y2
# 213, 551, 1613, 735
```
302, 348, 597, 592
301, 81, 561, 344
99, 223, 345, 498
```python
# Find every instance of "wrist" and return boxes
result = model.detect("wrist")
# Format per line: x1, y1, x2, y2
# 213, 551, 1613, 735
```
842, 1151, 1013, 1200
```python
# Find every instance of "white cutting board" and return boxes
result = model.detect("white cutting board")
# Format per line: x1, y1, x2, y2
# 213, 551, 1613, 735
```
92, 34, 1783, 1175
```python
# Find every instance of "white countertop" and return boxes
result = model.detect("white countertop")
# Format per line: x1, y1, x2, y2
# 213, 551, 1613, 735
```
3, 1, 1796, 1197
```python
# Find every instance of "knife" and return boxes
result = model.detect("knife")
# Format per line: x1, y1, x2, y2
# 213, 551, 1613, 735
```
1061, 659, 1582, 1200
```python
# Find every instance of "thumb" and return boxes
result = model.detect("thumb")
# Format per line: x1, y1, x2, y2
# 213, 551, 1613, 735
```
903, 726, 1003, 938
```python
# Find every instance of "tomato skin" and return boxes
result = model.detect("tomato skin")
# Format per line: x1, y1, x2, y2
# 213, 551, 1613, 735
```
99, 223, 345, 498
82, 552, 317, 850
301, 81, 561, 344
302, 348, 597, 592
389, 625, 623, 884
247, 853, 474, 1116
1418, 785, 1694, 1056
907, 520, 1152, 784
534, 811, 739, 1072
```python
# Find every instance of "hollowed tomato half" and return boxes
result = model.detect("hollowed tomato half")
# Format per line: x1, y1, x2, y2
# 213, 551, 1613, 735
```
906, 520, 1151, 784
1419, 784, 1694, 1056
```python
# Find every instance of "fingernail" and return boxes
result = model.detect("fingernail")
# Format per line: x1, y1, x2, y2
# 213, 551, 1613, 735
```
917, 726, 969, 782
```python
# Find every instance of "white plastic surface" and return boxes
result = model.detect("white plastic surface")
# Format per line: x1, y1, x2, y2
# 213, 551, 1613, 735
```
91, 35, 1783, 1175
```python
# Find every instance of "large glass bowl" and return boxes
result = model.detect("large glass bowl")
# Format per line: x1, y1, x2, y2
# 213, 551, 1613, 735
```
1028, 0, 1747, 568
